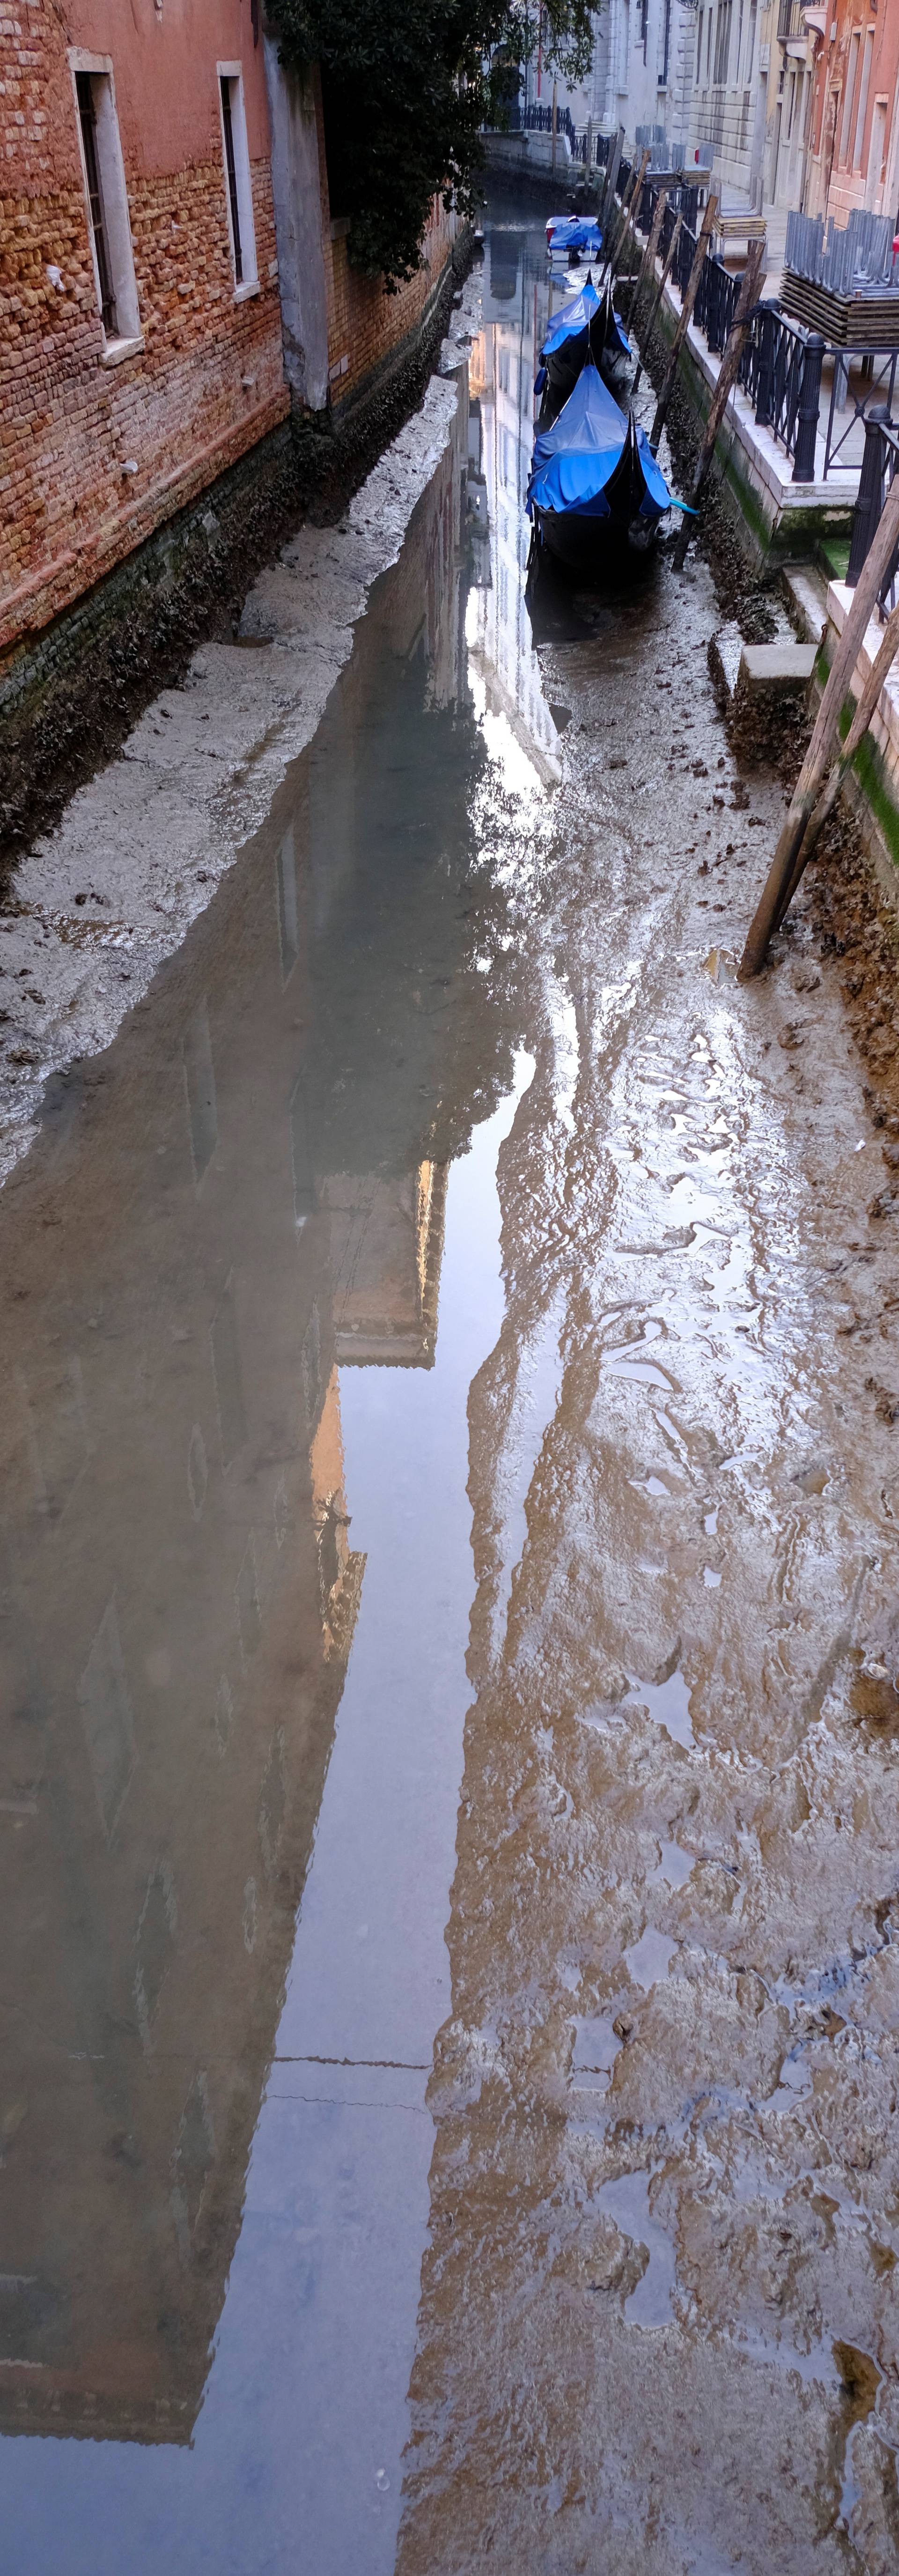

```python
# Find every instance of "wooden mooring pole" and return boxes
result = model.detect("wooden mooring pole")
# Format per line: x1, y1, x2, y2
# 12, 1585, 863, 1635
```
632, 182, 669, 315
739, 464, 899, 978
604, 148, 650, 285
649, 193, 720, 454
672, 240, 766, 570
767, 598, 899, 930
631, 209, 681, 402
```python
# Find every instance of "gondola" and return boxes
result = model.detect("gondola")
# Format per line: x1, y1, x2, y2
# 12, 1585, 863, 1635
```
545, 215, 603, 267
535, 274, 631, 422
526, 359, 678, 569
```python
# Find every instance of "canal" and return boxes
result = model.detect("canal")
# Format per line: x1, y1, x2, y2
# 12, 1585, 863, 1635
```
1, 203, 899, 2575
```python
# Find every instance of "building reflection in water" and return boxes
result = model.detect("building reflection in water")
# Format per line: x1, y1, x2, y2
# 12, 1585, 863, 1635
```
0, 375, 524, 2466
467, 224, 563, 788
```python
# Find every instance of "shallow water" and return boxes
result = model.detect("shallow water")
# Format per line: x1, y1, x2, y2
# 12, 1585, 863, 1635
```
1, 209, 899, 2576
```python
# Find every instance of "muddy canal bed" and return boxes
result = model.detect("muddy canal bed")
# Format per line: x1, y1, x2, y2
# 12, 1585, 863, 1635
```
0, 210, 898, 2575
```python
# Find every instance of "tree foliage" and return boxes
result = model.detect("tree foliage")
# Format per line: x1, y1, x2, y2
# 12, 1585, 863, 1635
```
265, 0, 594, 288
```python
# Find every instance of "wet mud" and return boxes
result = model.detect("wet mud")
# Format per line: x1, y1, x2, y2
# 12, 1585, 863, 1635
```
0, 204, 898, 2576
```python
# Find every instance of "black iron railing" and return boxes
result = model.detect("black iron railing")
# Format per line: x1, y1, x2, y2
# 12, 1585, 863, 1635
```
521, 100, 576, 141
609, 157, 899, 491
822, 350, 899, 477
847, 411, 899, 610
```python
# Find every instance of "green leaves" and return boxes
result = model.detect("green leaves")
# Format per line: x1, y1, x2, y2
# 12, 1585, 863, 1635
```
266, 0, 594, 288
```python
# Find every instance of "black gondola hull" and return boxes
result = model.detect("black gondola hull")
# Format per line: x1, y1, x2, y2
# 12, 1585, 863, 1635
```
533, 505, 659, 569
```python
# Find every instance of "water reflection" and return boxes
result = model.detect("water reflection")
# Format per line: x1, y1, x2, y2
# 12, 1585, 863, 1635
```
469, 220, 563, 789
0, 368, 534, 2568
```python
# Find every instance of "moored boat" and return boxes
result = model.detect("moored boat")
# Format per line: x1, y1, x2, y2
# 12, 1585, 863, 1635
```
526, 361, 678, 569
545, 215, 603, 267
536, 275, 631, 422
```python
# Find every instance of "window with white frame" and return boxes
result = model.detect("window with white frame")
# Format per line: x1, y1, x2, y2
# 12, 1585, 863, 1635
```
218, 67, 257, 294
69, 52, 141, 356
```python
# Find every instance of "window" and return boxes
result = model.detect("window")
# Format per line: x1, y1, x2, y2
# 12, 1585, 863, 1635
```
69, 51, 141, 357
706, 10, 713, 80
713, 0, 733, 87
659, 0, 672, 85
697, 12, 704, 83
218, 67, 257, 294
840, 30, 860, 163
853, 28, 874, 172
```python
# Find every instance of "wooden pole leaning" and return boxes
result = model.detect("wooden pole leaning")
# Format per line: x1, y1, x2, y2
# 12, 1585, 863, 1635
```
649, 193, 720, 453
672, 240, 766, 570
604, 147, 649, 285
631, 210, 682, 402
739, 464, 899, 977
768, 597, 899, 931
600, 126, 625, 232
632, 182, 669, 315
615, 147, 644, 278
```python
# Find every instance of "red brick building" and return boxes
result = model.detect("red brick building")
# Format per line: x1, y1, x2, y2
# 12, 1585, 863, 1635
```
0, 2, 466, 835
805, 1, 899, 228
1, 0, 287, 660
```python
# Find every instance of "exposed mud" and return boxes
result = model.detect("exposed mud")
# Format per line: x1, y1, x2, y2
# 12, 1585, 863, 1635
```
1, 199, 899, 2576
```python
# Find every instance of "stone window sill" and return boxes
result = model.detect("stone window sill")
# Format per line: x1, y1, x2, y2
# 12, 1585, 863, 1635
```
100, 333, 145, 369
234, 277, 260, 303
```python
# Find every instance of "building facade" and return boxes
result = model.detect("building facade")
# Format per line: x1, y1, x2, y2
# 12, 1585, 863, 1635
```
1, 1, 464, 833
801, 0, 899, 227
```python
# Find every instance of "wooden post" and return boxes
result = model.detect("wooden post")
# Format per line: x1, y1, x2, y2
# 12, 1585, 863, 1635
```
739, 463, 899, 977
649, 192, 720, 452
607, 147, 650, 282
633, 179, 669, 309
600, 125, 625, 229
672, 240, 766, 569
631, 210, 682, 401
769, 596, 899, 929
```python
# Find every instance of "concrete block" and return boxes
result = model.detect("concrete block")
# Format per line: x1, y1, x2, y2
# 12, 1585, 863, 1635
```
784, 566, 828, 647
738, 641, 818, 691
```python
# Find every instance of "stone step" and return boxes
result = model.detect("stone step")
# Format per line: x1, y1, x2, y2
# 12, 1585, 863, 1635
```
783, 563, 829, 648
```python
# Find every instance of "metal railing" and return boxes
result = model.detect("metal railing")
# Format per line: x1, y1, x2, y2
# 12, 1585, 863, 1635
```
847, 411, 899, 612
785, 204, 898, 293
822, 349, 899, 477
521, 100, 577, 142
623, 171, 826, 480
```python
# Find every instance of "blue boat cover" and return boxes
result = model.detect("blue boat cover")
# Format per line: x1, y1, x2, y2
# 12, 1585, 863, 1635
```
542, 277, 631, 361
526, 363, 674, 522
542, 276, 601, 354
547, 217, 602, 255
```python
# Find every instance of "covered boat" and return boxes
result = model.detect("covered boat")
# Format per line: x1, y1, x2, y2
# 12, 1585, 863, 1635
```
536, 275, 631, 419
526, 360, 676, 568
545, 215, 603, 265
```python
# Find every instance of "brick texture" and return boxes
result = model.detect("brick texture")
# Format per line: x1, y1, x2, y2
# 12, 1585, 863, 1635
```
0, 0, 288, 659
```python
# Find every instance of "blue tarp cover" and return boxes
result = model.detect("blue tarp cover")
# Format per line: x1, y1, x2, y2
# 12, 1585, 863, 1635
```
526, 364, 673, 522
542, 277, 601, 354
542, 278, 631, 360
547, 217, 602, 254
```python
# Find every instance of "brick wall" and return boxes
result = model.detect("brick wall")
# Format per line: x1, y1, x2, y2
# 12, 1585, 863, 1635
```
0, 0, 289, 662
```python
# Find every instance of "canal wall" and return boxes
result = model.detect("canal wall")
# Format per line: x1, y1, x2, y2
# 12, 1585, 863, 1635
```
0, 226, 474, 873
0, 274, 479, 1190
621, 222, 899, 902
